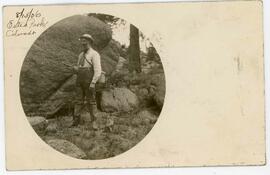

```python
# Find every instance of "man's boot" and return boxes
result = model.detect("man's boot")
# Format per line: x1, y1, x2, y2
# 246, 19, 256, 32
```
71, 103, 82, 127
89, 104, 98, 122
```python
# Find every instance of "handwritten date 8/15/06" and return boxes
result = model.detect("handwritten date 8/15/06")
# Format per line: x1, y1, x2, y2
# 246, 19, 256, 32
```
6, 8, 48, 37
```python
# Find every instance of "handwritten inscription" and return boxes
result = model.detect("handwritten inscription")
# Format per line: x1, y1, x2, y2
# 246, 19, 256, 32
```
6, 8, 48, 37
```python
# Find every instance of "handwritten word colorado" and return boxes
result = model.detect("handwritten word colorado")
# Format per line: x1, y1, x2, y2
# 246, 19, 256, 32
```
6, 8, 48, 37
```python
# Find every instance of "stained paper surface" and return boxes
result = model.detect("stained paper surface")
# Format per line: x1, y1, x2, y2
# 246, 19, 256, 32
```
3, 1, 265, 170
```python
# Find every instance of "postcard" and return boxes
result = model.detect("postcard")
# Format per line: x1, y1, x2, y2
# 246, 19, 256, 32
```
3, 1, 265, 170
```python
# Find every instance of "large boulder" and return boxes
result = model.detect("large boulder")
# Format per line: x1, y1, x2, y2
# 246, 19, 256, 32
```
100, 88, 139, 112
107, 63, 166, 111
20, 15, 120, 116
46, 139, 87, 159
38, 75, 77, 117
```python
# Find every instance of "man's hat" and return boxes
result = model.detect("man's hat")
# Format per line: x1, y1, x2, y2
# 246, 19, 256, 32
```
79, 34, 94, 42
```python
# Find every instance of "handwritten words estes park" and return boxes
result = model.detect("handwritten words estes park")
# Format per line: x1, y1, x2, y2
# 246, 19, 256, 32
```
6, 8, 48, 37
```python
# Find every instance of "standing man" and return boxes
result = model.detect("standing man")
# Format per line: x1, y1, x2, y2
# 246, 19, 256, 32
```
72, 34, 102, 126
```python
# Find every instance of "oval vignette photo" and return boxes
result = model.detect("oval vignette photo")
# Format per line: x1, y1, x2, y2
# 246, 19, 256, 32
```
19, 14, 166, 160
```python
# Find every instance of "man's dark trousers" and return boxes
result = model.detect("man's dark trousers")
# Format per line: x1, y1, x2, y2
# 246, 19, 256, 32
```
73, 67, 97, 125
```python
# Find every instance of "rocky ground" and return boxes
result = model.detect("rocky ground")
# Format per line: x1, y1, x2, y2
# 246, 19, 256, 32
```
29, 106, 159, 159
27, 57, 165, 159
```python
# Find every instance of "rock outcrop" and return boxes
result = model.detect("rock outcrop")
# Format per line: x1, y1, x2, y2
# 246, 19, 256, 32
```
100, 88, 139, 112
46, 139, 87, 159
20, 15, 121, 117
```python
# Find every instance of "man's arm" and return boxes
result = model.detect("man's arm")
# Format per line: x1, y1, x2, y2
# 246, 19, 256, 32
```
73, 53, 82, 73
90, 52, 102, 85
77, 53, 83, 66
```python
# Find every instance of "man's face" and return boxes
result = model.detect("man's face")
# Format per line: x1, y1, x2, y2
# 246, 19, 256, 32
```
80, 38, 91, 50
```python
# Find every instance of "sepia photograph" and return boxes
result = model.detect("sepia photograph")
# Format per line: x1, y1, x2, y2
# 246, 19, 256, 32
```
19, 13, 165, 159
